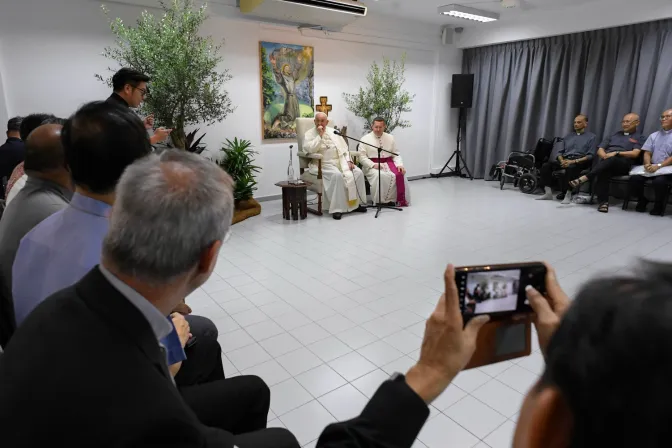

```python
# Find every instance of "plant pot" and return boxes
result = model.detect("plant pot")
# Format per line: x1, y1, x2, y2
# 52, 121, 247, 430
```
232, 198, 261, 225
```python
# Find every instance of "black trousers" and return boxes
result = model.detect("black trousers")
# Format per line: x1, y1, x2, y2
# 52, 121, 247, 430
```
181, 375, 273, 436
175, 314, 223, 387
539, 160, 592, 192
234, 428, 300, 448
630, 174, 672, 207
586, 157, 633, 203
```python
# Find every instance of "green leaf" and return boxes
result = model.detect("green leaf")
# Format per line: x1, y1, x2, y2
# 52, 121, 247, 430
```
342, 53, 415, 133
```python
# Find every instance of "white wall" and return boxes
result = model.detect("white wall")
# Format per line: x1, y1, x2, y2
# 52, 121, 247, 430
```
0, 0, 463, 198
456, 0, 672, 48
0, 40, 9, 130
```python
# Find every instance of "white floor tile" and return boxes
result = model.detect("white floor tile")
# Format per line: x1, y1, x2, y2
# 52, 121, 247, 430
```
295, 364, 348, 398
274, 310, 312, 331
351, 369, 389, 398
190, 178, 671, 447
278, 319, 325, 343
357, 340, 404, 367
452, 369, 492, 393
280, 400, 337, 446
383, 329, 423, 354
259, 332, 304, 357
242, 359, 291, 386
483, 420, 517, 448
218, 328, 255, 353
328, 351, 377, 382
267, 418, 286, 429
472, 379, 525, 419
318, 384, 368, 420
432, 384, 468, 411
418, 414, 480, 448
444, 395, 507, 439
226, 342, 272, 370
231, 308, 268, 327
317, 314, 357, 334
335, 326, 379, 349
496, 365, 539, 394
307, 336, 353, 362
276, 347, 324, 376
270, 378, 314, 416
244, 320, 285, 342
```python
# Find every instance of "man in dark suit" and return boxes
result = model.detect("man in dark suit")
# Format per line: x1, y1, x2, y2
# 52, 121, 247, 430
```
0, 117, 25, 196
0, 143, 492, 444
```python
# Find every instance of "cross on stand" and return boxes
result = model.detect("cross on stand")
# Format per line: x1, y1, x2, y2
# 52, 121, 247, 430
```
316, 96, 332, 116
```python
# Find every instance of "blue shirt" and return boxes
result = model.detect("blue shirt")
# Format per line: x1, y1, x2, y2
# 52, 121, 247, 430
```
12, 193, 186, 364
599, 131, 647, 153
642, 129, 672, 165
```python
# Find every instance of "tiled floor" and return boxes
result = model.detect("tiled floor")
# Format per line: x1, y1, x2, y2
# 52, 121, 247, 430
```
189, 177, 672, 447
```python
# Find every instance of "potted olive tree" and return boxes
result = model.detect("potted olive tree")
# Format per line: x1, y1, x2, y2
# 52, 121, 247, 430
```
96, 0, 235, 149
343, 54, 415, 132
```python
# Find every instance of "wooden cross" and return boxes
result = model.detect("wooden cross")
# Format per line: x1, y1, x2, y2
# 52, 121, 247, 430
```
316, 96, 332, 116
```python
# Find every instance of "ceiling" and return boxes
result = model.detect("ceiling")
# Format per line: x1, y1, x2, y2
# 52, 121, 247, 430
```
360, 0, 602, 26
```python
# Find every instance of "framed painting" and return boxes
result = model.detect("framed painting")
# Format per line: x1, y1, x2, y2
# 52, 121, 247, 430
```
259, 41, 315, 140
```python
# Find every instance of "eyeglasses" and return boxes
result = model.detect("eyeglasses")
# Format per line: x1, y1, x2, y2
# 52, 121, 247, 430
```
133, 86, 148, 97
661, 115, 672, 120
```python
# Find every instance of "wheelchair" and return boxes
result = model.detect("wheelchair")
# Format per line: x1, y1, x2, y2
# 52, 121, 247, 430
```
490, 138, 559, 194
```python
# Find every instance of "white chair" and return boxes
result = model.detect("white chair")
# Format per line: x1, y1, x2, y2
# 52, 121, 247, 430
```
295, 118, 357, 216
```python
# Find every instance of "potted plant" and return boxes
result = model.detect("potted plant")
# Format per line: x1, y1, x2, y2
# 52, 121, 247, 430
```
343, 54, 415, 133
96, 0, 235, 149
218, 138, 262, 224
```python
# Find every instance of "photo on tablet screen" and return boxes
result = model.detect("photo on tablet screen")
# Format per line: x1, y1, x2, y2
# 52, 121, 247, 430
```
465, 269, 521, 315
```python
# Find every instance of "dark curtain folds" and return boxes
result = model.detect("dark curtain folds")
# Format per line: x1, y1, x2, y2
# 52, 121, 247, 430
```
462, 19, 672, 178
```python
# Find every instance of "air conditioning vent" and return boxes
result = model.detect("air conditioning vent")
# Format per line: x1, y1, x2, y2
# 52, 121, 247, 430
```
281, 0, 367, 15
238, 0, 368, 31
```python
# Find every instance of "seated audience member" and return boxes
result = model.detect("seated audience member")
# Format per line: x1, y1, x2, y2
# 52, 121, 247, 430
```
536, 114, 596, 204
630, 109, 672, 215
5, 114, 59, 204
0, 150, 295, 446
359, 117, 410, 206
304, 112, 367, 220
11, 102, 218, 388
569, 113, 646, 213
0, 117, 25, 196
0, 165, 492, 446
107, 67, 172, 145
519, 263, 672, 447
0, 123, 73, 348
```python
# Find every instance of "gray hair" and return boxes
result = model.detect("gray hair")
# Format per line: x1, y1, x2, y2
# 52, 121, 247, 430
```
102, 150, 234, 284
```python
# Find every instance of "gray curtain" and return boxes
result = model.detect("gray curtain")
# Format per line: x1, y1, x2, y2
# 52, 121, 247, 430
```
462, 19, 672, 178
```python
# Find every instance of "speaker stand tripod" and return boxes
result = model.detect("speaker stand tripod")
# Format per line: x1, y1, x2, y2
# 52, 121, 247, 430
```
431, 107, 473, 180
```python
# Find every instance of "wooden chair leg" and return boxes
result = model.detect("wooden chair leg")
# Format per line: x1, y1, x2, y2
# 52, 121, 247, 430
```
307, 192, 323, 216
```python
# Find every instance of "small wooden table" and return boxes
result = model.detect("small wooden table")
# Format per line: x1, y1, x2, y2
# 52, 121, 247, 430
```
275, 181, 312, 220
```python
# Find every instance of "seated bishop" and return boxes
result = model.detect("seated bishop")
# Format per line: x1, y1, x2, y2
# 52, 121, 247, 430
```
303, 112, 367, 220
359, 117, 410, 206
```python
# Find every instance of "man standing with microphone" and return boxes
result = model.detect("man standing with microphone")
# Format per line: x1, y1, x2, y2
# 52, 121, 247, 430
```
105, 68, 172, 146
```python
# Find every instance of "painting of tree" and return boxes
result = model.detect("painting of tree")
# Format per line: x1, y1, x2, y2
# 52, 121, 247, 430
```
259, 42, 314, 140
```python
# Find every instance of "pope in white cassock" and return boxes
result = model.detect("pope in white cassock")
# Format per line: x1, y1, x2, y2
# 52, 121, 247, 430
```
303, 112, 368, 220
359, 118, 410, 206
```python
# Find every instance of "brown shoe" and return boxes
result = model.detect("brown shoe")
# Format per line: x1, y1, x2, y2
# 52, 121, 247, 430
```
172, 301, 192, 315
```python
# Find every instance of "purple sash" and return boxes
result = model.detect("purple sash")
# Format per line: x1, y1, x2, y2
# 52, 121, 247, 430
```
371, 157, 408, 207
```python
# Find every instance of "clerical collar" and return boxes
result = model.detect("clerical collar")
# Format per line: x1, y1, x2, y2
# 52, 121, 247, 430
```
662, 128, 672, 134
624, 132, 630, 136
576, 131, 584, 135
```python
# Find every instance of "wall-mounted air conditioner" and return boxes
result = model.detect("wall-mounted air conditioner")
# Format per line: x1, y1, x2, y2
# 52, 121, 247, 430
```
238, 0, 368, 31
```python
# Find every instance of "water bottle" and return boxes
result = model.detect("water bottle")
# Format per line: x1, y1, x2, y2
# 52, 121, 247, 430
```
287, 146, 295, 182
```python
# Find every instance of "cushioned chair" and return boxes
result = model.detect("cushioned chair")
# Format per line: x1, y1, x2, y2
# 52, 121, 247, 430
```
295, 118, 357, 215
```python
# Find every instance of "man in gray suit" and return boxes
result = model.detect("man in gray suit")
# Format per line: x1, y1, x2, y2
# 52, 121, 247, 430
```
0, 124, 73, 347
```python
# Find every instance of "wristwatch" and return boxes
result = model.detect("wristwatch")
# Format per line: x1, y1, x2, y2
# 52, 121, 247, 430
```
658, 163, 663, 168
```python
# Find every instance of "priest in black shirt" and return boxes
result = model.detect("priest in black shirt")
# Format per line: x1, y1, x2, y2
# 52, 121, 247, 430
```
569, 113, 646, 213
105, 68, 172, 146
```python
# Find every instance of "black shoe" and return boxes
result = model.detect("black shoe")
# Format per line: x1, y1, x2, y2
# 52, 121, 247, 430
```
635, 199, 649, 213
650, 206, 664, 216
333, 213, 343, 220
556, 193, 566, 201
354, 206, 367, 213
385, 202, 396, 207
